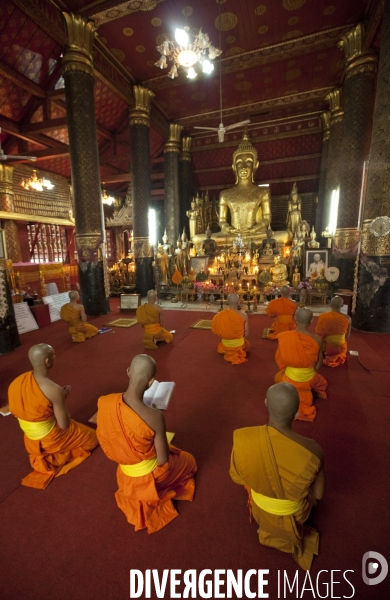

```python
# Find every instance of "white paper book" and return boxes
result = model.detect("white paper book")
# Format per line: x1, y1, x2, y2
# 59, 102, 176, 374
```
143, 380, 175, 410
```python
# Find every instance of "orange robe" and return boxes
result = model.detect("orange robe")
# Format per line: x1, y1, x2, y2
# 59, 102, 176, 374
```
275, 331, 327, 422
266, 297, 297, 340
60, 303, 99, 343
316, 311, 349, 367
96, 393, 197, 534
8, 371, 98, 489
136, 304, 173, 350
211, 309, 250, 364
230, 425, 321, 571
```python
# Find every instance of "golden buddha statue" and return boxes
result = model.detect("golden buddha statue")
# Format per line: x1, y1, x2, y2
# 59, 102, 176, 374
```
270, 255, 290, 286
286, 182, 302, 237
191, 130, 290, 247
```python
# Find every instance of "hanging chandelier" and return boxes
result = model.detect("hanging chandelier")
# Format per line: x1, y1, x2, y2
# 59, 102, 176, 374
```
155, 27, 222, 79
102, 186, 114, 206
20, 169, 54, 191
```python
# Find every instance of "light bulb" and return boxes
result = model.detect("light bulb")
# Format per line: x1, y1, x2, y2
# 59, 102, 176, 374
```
175, 28, 188, 46
187, 66, 197, 79
202, 60, 214, 74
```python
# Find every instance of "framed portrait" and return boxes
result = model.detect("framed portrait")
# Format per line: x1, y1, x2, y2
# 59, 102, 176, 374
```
305, 249, 328, 278
190, 256, 209, 276
120, 293, 141, 311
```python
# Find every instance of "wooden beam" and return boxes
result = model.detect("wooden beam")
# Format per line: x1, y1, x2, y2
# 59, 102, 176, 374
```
0, 62, 46, 98
20, 117, 68, 134
9, 146, 70, 162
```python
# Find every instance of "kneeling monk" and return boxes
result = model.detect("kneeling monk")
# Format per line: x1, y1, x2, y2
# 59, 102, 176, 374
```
96, 354, 197, 534
266, 285, 297, 340
8, 344, 98, 489
275, 308, 327, 422
211, 293, 250, 364
60, 290, 98, 343
315, 296, 351, 367
136, 290, 173, 350
230, 382, 325, 570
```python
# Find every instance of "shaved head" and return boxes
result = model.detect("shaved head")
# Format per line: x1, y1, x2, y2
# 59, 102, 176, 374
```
330, 295, 344, 310
266, 383, 299, 423
147, 289, 157, 303
129, 354, 156, 387
69, 290, 79, 301
28, 343, 54, 368
280, 285, 290, 298
295, 307, 313, 326
227, 293, 240, 307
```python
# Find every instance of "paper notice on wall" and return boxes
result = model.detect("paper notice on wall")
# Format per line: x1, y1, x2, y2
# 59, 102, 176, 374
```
340, 305, 348, 315
42, 292, 70, 322
14, 302, 39, 334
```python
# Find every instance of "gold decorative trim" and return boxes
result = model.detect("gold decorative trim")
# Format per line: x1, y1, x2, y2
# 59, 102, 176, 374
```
344, 58, 378, 82
90, 0, 166, 26
180, 136, 192, 161
334, 227, 361, 250
133, 236, 153, 258
338, 23, 365, 62
325, 88, 344, 124
0, 211, 74, 226
62, 13, 97, 77
164, 124, 183, 153
129, 85, 154, 126
0, 164, 14, 184
76, 233, 103, 262
320, 111, 331, 142
361, 220, 390, 256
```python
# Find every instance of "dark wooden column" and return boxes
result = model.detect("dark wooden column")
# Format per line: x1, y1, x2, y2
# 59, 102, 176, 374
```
315, 112, 330, 238
179, 136, 192, 236
63, 13, 109, 315
320, 89, 344, 245
353, 0, 390, 332
129, 85, 155, 296
164, 124, 183, 244
333, 23, 377, 289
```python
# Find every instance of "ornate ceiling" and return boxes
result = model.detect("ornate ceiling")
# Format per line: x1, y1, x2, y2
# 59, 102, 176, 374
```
0, 0, 383, 204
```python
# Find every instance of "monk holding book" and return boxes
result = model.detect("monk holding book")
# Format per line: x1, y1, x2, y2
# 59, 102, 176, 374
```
211, 293, 250, 364
60, 290, 98, 343
315, 296, 351, 367
8, 343, 98, 489
230, 382, 325, 570
96, 354, 197, 534
265, 285, 297, 340
275, 308, 327, 421
136, 289, 173, 350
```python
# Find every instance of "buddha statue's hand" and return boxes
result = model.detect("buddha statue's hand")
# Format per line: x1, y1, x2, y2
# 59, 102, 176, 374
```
220, 221, 233, 233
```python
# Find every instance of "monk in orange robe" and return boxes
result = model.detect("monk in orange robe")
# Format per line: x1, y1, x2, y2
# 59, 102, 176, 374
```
230, 382, 325, 570
8, 343, 98, 489
96, 354, 196, 534
266, 285, 297, 340
60, 290, 98, 343
211, 293, 250, 364
136, 290, 173, 350
275, 308, 327, 421
316, 295, 351, 367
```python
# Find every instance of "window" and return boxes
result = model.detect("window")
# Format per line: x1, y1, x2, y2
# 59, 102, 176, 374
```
27, 223, 69, 263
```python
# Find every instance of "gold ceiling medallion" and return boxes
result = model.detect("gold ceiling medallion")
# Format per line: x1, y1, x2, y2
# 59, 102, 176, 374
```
283, 0, 307, 10
215, 12, 238, 31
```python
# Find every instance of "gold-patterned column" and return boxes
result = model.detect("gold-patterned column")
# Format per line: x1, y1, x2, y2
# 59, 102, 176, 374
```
129, 85, 155, 296
62, 13, 109, 315
320, 89, 344, 242
353, 1, 390, 332
164, 124, 183, 244
0, 165, 22, 262
0, 258, 21, 355
333, 24, 378, 288
315, 112, 330, 238
179, 136, 193, 236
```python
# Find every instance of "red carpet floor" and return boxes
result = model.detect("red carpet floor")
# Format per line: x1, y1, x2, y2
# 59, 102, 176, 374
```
0, 299, 389, 600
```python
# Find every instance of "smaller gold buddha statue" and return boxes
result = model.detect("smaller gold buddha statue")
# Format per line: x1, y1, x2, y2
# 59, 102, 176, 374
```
308, 225, 320, 248
270, 255, 290, 286
292, 266, 301, 289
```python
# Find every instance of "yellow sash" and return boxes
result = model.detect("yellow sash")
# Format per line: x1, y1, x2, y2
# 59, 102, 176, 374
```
277, 315, 293, 324
285, 366, 315, 382
251, 489, 304, 516
144, 323, 162, 334
326, 334, 345, 346
18, 418, 56, 440
119, 432, 175, 477
222, 337, 244, 348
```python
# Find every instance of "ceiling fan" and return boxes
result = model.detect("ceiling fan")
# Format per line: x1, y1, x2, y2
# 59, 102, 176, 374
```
0, 128, 37, 162
193, 4, 249, 143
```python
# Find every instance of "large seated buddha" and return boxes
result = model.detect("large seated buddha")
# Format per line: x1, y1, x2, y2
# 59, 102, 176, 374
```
192, 130, 290, 248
